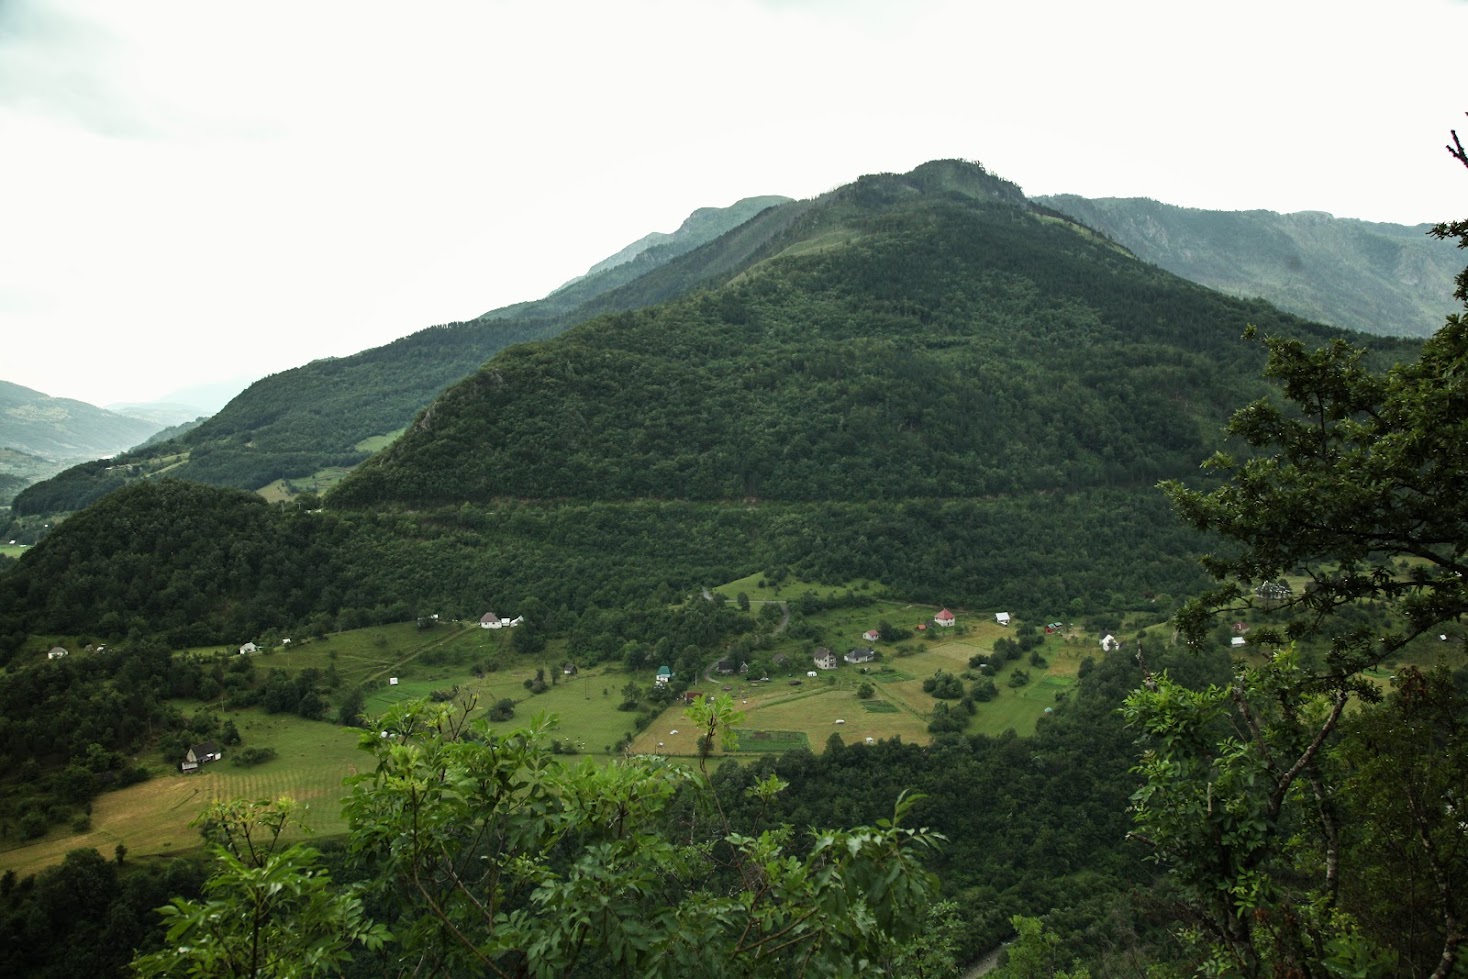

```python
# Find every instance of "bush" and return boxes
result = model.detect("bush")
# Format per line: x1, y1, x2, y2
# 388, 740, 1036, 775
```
922, 671, 964, 699
19, 811, 47, 839
230, 746, 277, 768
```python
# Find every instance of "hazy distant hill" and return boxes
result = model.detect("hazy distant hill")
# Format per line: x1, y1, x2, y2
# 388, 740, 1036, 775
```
104, 402, 209, 428
533, 195, 793, 308
11, 197, 792, 517
1036, 195, 1459, 337
0, 448, 51, 507
0, 381, 161, 460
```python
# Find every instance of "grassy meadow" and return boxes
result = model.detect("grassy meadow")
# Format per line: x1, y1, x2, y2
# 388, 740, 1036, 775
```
629, 593, 1100, 759
2, 586, 1116, 875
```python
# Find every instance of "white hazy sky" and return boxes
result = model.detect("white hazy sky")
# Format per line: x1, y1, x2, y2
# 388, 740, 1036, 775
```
3, 0, 1466, 408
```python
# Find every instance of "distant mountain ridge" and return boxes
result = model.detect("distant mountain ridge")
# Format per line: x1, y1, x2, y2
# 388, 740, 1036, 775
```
550, 195, 793, 293
0, 381, 165, 506
1036, 195, 1460, 337
10, 195, 793, 516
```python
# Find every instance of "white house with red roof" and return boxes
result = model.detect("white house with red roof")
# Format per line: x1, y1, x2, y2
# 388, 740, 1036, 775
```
934, 608, 956, 627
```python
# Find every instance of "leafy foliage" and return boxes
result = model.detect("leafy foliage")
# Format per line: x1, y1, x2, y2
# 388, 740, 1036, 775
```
132, 798, 389, 978
1128, 118, 1468, 979
331, 701, 944, 977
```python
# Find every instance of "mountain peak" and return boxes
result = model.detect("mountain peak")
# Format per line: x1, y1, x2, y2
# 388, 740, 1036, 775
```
829, 159, 1028, 210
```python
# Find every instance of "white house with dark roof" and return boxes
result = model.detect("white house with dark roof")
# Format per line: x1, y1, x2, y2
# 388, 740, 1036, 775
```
180, 741, 222, 772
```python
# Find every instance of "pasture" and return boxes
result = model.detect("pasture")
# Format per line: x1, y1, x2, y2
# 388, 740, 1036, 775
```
1, 706, 368, 878
3, 592, 1114, 875
630, 596, 1097, 757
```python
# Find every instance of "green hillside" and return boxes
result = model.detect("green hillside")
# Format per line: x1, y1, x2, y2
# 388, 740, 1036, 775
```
0, 381, 161, 466
335, 162, 1401, 508
10, 197, 791, 517
1037, 194, 1461, 337
0, 160, 1424, 656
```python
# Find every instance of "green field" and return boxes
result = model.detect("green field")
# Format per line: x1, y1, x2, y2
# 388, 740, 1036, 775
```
2, 592, 1112, 875
630, 581, 1099, 758
733, 730, 811, 753
0, 705, 367, 878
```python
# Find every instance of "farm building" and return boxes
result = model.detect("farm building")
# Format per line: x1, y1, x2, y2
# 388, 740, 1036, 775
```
935, 608, 956, 627
180, 741, 222, 772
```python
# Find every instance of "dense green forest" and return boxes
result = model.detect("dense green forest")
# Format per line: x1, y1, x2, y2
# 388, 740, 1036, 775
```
340, 179, 1400, 506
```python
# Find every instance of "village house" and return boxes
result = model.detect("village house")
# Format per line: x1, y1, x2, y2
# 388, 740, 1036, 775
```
239, 642, 258, 655
480, 612, 502, 629
935, 608, 956, 627
994, 612, 1012, 626
1101, 634, 1120, 652
655, 665, 673, 686
813, 648, 838, 670
180, 741, 222, 773
844, 647, 876, 665
46, 646, 67, 660
862, 628, 881, 642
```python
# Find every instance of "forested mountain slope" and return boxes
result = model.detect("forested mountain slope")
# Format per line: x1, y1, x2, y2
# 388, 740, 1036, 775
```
10, 197, 792, 517
1037, 194, 1460, 337
336, 161, 1402, 508
0, 160, 1422, 653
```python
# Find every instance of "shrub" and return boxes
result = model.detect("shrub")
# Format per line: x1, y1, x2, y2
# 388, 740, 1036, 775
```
231, 746, 277, 768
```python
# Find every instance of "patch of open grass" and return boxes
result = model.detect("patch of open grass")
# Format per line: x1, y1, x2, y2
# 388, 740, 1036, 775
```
860, 701, 900, 713
872, 669, 915, 682
733, 730, 810, 752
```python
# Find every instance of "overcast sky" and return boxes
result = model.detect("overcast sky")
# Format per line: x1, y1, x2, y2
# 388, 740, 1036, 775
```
3, 0, 1465, 408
